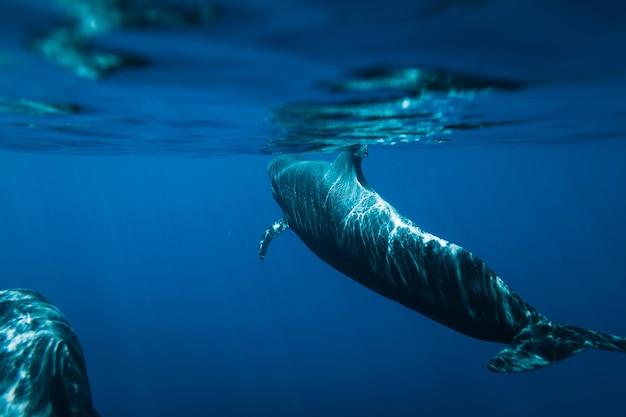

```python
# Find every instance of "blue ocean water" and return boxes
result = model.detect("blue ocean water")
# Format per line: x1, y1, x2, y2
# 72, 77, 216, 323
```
1, 0, 625, 416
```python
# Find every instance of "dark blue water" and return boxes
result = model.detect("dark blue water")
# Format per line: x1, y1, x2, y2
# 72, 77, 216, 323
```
1, 1, 625, 416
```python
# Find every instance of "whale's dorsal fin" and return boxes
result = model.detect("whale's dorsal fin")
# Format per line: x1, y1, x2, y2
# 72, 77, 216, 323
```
259, 218, 290, 260
352, 144, 368, 160
332, 145, 372, 190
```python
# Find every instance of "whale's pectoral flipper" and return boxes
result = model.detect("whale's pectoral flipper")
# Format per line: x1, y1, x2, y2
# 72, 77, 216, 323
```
488, 320, 626, 372
259, 218, 290, 260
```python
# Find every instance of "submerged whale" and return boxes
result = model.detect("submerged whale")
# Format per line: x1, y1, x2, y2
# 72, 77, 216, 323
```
259, 145, 626, 372
0, 289, 100, 417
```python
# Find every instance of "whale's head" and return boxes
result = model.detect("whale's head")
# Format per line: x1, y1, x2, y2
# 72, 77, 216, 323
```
267, 146, 371, 221
268, 145, 369, 200
267, 155, 300, 202
267, 155, 329, 220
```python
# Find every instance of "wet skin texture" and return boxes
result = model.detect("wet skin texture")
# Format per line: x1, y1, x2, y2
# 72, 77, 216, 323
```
0, 289, 99, 417
259, 146, 626, 372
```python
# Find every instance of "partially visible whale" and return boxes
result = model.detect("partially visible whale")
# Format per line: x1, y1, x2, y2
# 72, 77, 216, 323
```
0, 289, 100, 417
259, 145, 626, 372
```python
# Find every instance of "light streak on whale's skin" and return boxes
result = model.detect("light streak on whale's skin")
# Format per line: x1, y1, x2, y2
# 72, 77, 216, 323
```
259, 145, 626, 372
0, 289, 100, 417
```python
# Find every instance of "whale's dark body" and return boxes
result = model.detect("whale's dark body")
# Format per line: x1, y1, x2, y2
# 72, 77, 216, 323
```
259, 146, 626, 372
0, 289, 100, 417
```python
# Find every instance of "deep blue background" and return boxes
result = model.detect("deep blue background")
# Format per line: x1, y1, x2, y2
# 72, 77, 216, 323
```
1, 142, 625, 416
1, 0, 626, 416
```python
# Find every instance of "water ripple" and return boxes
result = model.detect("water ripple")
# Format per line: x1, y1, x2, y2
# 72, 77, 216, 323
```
267, 65, 523, 153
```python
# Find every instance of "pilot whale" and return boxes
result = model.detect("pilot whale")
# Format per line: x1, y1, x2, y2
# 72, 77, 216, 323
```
0, 289, 100, 417
259, 145, 626, 372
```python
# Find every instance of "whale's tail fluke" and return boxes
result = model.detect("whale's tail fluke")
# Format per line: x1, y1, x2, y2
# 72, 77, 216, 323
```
487, 320, 626, 372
